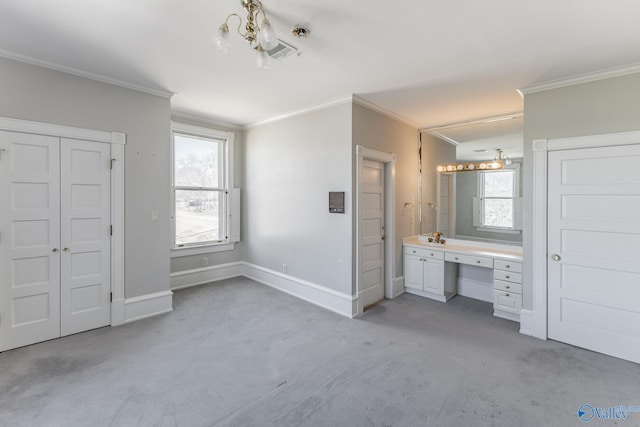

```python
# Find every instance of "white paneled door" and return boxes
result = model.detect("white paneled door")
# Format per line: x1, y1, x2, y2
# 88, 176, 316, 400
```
0, 131, 61, 350
60, 139, 111, 336
360, 159, 385, 308
0, 131, 111, 352
548, 144, 640, 364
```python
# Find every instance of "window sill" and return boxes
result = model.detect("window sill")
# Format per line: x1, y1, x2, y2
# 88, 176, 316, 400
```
170, 242, 236, 258
474, 227, 521, 235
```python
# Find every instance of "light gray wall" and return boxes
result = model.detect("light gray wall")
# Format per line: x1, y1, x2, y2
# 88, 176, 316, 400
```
419, 132, 456, 233
455, 162, 523, 244
352, 103, 419, 281
522, 72, 640, 309
0, 57, 171, 298
243, 103, 353, 295
169, 117, 244, 273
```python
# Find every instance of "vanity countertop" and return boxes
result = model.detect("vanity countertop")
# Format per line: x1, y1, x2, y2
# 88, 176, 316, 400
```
403, 236, 523, 262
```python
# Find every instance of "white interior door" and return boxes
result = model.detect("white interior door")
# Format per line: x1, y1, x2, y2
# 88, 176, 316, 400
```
548, 144, 640, 364
360, 159, 385, 308
60, 139, 111, 335
0, 131, 61, 351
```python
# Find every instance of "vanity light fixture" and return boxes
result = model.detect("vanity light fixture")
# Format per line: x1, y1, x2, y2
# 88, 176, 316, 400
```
214, 0, 279, 69
437, 161, 503, 173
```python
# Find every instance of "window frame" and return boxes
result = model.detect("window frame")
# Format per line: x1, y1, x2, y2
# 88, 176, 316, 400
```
170, 121, 235, 257
475, 164, 521, 234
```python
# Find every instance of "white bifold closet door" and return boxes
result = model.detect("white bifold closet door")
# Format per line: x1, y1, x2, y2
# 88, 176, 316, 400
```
0, 131, 111, 352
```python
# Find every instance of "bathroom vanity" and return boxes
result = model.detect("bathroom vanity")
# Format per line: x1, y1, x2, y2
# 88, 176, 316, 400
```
403, 236, 523, 322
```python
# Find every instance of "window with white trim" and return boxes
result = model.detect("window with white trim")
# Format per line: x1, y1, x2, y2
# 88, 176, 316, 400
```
474, 165, 522, 233
171, 122, 239, 253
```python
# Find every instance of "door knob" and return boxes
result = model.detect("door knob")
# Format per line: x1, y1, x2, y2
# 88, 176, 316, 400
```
63, 248, 70, 252
52, 248, 59, 253
551, 254, 561, 261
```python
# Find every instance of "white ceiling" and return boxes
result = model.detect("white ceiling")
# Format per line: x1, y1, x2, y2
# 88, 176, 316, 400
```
1, 0, 640, 128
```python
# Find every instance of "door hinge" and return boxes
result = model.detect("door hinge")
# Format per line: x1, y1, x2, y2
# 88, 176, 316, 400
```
110, 292, 113, 302
110, 158, 116, 170
110, 225, 113, 236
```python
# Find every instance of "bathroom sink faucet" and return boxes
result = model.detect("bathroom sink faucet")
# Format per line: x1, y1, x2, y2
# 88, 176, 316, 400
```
428, 232, 446, 244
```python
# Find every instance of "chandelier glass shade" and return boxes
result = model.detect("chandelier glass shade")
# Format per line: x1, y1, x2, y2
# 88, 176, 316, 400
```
214, 0, 278, 69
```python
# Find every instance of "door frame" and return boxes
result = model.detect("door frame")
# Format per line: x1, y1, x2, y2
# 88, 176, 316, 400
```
436, 172, 456, 237
355, 145, 396, 316
0, 117, 127, 326
529, 129, 640, 339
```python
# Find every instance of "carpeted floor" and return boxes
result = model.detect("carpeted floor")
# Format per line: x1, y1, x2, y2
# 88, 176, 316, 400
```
0, 277, 637, 426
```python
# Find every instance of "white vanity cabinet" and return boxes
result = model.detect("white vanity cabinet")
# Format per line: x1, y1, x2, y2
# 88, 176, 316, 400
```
403, 246, 456, 302
493, 260, 523, 321
403, 236, 523, 323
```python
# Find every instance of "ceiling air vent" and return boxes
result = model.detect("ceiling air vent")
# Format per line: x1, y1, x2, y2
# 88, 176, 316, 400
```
255, 39, 298, 60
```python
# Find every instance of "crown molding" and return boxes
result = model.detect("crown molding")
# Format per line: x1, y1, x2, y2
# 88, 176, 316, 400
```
171, 110, 243, 131
245, 96, 353, 129
518, 62, 640, 96
351, 94, 418, 128
420, 112, 523, 133
0, 49, 174, 99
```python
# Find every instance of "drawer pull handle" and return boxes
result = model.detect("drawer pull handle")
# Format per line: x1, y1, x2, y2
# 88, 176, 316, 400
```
430, 253, 434, 256
455, 257, 459, 260
412, 250, 416, 253
505, 275, 510, 279
505, 293, 510, 297
505, 264, 510, 268
506, 285, 510, 289
476, 260, 481, 264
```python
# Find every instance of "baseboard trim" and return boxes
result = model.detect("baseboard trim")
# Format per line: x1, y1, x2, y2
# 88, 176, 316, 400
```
457, 278, 493, 303
170, 262, 243, 290
125, 290, 173, 323
111, 298, 126, 326
241, 262, 355, 318
391, 276, 405, 299
519, 309, 534, 336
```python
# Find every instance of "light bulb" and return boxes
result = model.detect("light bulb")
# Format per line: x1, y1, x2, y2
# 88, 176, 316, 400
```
468, 164, 475, 170
258, 18, 278, 50
255, 47, 271, 69
437, 165, 445, 172
214, 23, 231, 54
457, 164, 464, 171
505, 157, 512, 165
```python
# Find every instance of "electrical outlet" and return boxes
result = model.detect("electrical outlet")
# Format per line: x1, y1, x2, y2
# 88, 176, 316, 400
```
202, 258, 209, 266
282, 264, 287, 273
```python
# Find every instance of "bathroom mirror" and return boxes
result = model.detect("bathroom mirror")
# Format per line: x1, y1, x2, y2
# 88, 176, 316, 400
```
419, 114, 523, 245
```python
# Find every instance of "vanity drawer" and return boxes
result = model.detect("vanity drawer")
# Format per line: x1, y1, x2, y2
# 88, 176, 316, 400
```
404, 247, 444, 260
494, 280, 522, 294
493, 270, 522, 284
494, 260, 522, 273
445, 252, 493, 268
493, 290, 522, 314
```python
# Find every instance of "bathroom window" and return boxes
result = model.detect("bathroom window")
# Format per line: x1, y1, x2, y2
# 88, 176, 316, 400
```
474, 165, 522, 233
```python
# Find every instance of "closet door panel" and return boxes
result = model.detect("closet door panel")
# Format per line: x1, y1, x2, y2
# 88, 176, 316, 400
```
0, 131, 61, 351
60, 139, 111, 336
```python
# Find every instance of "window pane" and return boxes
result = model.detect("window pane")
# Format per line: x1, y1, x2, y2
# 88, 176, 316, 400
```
483, 199, 513, 228
175, 190, 221, 245
174, 134, 221, 188
483, 170, 514, 197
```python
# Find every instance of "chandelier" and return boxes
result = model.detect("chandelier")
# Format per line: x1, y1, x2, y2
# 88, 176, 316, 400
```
214, 0, 279, 69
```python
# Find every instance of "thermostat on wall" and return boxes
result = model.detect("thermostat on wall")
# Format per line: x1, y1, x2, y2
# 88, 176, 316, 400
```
329, 191, 345, 213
